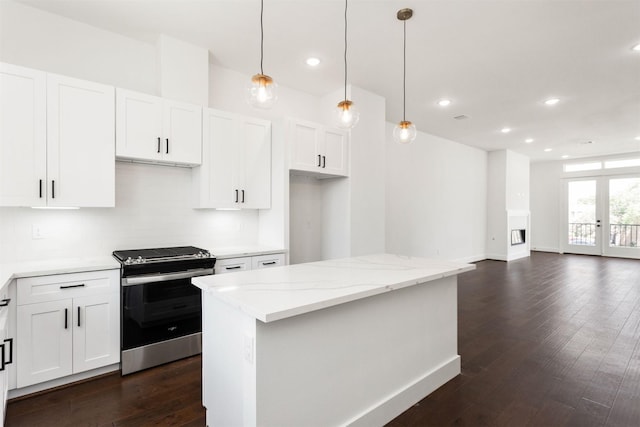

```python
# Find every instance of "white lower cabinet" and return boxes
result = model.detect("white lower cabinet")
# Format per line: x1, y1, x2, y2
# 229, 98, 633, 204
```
0, 287, 12, 425
215, 253, 285, 275
15, 269, 119, 389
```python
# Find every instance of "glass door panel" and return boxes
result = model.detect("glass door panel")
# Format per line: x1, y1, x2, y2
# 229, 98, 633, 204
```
604, 177, 640, 258
564, 179, 601, 255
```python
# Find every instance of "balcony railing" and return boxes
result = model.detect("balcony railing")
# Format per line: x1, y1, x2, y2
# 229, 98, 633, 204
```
609, 223, 639, 247
568, 222, 596, 246
568, 223, 639, 248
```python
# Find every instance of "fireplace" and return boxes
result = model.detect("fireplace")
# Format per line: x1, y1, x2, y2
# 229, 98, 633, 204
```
511, 229, 526, 246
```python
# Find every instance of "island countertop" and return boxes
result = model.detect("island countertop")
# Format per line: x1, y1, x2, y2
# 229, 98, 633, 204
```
192, 253, 475, 323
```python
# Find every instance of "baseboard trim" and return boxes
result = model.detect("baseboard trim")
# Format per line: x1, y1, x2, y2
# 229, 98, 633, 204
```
346, 356, 461, 427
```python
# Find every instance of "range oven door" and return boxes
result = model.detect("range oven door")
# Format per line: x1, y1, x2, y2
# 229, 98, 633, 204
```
121, 276, 202, 351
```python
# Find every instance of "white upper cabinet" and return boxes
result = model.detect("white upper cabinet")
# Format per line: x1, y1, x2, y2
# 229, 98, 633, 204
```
47, 74, 115, 207
0, 63, 46, 207
0, 63, 115, 207
193, 109, 271, 209
289, 119, 349, 177
116, 89, 202, 166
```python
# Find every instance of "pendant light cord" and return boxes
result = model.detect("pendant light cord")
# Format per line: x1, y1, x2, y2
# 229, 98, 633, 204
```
403, 19, 406, 122
260, 0, 264, 75
344, 0, 348, 102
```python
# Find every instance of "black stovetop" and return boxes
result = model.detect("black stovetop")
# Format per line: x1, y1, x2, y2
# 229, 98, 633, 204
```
113, 246, 210, 264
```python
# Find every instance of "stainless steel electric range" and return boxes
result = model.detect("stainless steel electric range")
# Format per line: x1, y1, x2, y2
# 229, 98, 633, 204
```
112, 246, 216, 375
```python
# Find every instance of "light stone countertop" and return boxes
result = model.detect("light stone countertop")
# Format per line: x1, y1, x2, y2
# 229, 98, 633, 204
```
193, 253, 475, 323
0, 246, 285, 290
0, 256, 121, 290
209, 245, 286, 259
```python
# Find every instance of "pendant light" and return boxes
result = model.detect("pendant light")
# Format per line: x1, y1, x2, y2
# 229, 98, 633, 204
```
246, 0, 277, 108
335, 0, 359, 129
393, 8, 417, 144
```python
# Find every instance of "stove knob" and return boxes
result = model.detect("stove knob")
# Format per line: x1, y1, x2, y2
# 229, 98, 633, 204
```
125, 257, 133, 265
137, 256, 144, 264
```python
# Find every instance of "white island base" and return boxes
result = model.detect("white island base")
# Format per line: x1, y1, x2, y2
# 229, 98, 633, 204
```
197, 255, 472, 427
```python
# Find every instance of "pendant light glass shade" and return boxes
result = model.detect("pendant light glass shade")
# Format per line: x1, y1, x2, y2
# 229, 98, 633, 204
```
334, 0, 359, 129
393, 8, 416, 144
335, 100, 360, 129
246, 73, 277, 109
247, 0, 277, 109
393, 120, 417, 144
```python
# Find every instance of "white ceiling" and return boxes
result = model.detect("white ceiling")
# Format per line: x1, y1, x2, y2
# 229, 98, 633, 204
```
14, 0, 640, 161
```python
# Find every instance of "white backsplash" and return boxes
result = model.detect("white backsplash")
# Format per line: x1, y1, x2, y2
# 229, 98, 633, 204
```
0, 162, 259, 263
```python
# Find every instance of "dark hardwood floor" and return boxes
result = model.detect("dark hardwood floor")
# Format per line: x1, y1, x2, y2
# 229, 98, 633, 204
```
6, 252, 640, 426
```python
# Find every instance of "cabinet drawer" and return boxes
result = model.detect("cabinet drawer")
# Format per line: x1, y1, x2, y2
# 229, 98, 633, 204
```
251, 254, 285, 269
215, 258, 251, 275
17, 269, 119, 305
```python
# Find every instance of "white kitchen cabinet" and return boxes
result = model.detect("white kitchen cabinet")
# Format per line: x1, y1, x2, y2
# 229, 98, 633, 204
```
0, 287, 13, 425
193, 109, 271, 209
289, 119, 349, 177
0, 63, 115, 207
251, 253, 286, 269
116, 88, 202, 166
215, 253, 285, 274
16, 269, 119, 388
0, 63, 46, 207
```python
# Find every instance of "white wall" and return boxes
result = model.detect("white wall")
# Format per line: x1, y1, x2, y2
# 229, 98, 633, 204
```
486, 151, 507, 258
506, 150, 530, 211
346, 86, 386, 256
530, 161, 562, 252
0, 1, 157, 94
385, 124, 487, 263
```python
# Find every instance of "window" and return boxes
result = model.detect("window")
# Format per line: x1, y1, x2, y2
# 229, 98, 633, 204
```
604, 158, 640, 169
564, 162, 602, 172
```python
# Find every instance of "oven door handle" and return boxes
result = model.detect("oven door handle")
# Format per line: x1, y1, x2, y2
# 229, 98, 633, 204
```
122, 269, 214, 286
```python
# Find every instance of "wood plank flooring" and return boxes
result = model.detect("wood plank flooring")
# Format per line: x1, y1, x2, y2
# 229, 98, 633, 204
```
6, 252, 640, 426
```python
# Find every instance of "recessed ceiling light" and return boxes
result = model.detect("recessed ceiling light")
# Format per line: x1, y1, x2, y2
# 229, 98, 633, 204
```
632, 43, 640, 52
544, 98, 560, 106
501, 127, 511, 134
306, 57, 321, 67
635, 136, 640, 141
438, 99, 451, 107
525, 138, 534, 143
544, 148, 553, 152
561, 155, 569, 159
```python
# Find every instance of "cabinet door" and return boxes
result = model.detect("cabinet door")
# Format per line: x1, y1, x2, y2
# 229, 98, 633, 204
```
46, 74, 115, 207
17, 300, 73, 388
290, 120, 322, 173
195, 109, 240, 208
240, 118, 271, 209
322, 128, 349, 177
115, 89, 163, 162
0, 292, 9, 424
72, 293, 119, 373
163, 100, 202, 165
0, 63, 47, 207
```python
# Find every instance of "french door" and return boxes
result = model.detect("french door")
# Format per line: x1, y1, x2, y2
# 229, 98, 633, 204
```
563, 176, 640, 259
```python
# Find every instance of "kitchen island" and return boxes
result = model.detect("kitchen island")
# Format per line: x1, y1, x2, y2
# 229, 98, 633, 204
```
192, 254, 475, 427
